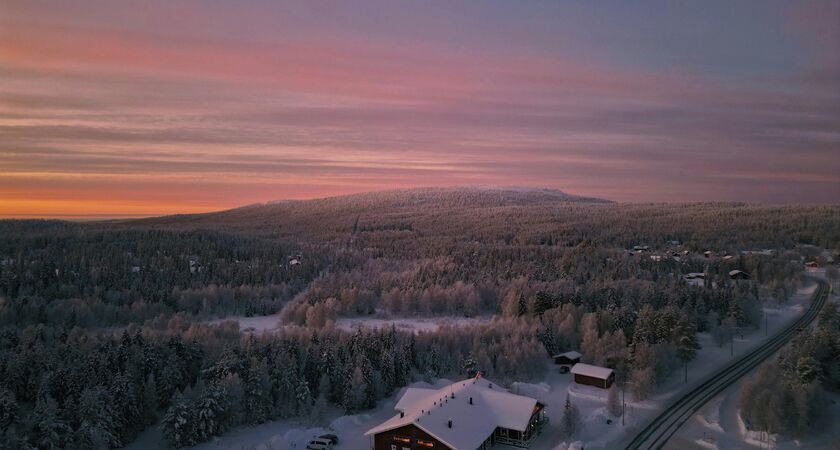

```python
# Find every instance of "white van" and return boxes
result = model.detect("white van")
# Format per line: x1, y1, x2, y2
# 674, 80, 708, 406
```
306, 438, 333, 450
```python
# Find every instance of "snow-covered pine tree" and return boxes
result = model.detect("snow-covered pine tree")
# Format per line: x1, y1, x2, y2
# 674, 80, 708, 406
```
0, 387, 17, 429
194, 383, 227, 441
608, 384, 622, 417
294, 377, 312, 416
674, 318, 700, 383
142, 374, 158, 425
162, 391, 194, 448
561, 393, 581, 437
31, 394, 71, 450
75, 386, 121, 448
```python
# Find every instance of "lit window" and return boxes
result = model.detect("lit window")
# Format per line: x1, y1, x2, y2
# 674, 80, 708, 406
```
417, 439, 435, 447
393, 436, 410, 443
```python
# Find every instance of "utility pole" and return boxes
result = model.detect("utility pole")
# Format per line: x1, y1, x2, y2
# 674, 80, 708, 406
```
730, 327, 734, 357
621, 384, 625, 426
765, 309, 768, 337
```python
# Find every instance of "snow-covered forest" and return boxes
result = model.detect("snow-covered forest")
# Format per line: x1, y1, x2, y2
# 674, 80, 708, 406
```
1, 187, 838, 448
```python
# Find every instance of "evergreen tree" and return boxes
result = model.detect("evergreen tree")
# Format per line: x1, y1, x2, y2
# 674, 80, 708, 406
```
142, 375, 159, 425
0, 387, 18, 429
75, 386, 121, 449
560, 393, 581, 437
194, 384, 227, 441
31, 394, 71, 450
674, 319, 700, 383
607, 384, 622, 418
162, 391, 194, 448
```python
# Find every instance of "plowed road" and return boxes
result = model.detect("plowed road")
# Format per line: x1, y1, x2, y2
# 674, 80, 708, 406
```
624, 278, 831, 450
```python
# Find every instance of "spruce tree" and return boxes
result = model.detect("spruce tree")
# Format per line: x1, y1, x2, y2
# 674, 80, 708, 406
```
561, 393, 580, 437
162, 391, 194, 448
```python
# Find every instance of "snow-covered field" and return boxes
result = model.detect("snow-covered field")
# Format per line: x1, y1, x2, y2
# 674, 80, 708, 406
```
334, 315, 492, 334
205, 314, 284, 333
204, 314, 493, 335
133, 282, 822, 450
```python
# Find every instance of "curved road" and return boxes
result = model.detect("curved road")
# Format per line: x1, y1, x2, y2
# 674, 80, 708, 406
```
623, 278, 832, 450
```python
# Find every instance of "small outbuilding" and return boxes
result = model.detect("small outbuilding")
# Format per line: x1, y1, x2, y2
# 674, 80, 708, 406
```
552, 351, 582, 366
729, 270, 751, 280
571, 363, 615, 389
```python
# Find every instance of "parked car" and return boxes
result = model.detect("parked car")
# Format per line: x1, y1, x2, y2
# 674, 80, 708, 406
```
559, 365, 570, 374
306, 438, 333, 450
319, 434, 339, 445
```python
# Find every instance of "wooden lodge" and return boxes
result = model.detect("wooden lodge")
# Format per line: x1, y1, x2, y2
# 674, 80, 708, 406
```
365, 377, 547, 450
571, 363, 615, 389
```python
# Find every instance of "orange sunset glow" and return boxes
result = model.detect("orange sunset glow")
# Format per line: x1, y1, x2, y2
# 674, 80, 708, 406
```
1, 0, 839, 218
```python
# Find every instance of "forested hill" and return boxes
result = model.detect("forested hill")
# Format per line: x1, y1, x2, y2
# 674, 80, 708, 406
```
122, 186, 838, 250
128, 186, 611, 237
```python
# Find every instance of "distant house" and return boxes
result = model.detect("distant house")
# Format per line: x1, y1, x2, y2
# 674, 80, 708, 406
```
704, 251, 714, 258
552, 351, 582, 366
189, 259, 202, 274
365, 377, 547, 450
571, 363, 615, 389
633, 245, 649, 252
131, 266, 141, 273
729, 270, 750, 280
650, 255, 663, 262
805, 261, 819, 269
289, 259, 301, 266
723, 255, 734, 261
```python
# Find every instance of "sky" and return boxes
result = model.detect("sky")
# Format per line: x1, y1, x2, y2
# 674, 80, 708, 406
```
1, 1, 838, 218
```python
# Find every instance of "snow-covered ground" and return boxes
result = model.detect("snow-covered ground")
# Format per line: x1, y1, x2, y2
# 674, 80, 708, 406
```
132, 282, 822, 450
205, 314, 284, 333
204, 314, 493, 335
334, 315, 492, 334
668, 280, 840, 450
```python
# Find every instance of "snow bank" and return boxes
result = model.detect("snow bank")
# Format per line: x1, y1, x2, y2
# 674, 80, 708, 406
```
510, 381, 551, 402
736, 408, 777, 448
568, 382, 608, 402
696, 396, 724, 433
552, 441, 585, 450
694, 436, 719, 449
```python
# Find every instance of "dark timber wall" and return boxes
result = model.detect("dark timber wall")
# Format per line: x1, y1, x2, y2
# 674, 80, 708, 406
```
373, 423, 453, 450
573, 372, 615, 389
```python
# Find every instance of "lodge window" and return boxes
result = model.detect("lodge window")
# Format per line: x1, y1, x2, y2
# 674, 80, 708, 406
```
391, 446, 397, 450
417, 439, 434, 447
393, 436, 410, 443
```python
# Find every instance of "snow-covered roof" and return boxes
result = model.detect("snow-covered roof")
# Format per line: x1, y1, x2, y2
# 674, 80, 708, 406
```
552, 351, 582, 360
570, 363, 613, 380
365, 377, 539, 450
729, 270, 749, 277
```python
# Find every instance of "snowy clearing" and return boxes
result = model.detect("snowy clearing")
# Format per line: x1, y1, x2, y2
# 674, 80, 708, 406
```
334, 315, 492, 334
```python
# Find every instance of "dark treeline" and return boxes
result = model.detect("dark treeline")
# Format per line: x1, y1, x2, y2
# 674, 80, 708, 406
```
0, 318, 548, 449
0, 224, 317, 328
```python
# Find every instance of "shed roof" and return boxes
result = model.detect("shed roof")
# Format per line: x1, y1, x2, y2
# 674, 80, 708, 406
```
571, 363, 614, 380
552, 351, 582, 360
